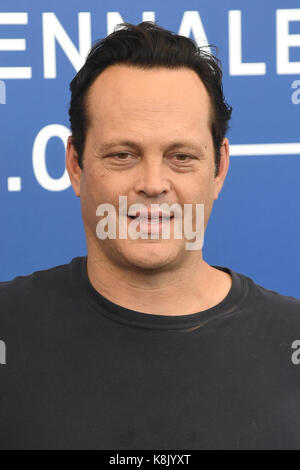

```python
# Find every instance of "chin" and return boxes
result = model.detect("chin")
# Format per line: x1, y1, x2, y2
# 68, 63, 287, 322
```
128, 258, 173, 271
124, 244, 179, 270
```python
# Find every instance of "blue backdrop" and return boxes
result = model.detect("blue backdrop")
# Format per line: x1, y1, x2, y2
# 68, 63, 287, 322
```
0, 0, 299, 298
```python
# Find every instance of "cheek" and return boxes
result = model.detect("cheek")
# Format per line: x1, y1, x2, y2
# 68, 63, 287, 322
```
185, 171, 212, 200
82, 168, 130, 218
187, 173, 215, 220
83, 167, 107, 199
80, 171, 104, 224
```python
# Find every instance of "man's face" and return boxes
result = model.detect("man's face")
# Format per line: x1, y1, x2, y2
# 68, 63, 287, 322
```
66, 64, 229, 271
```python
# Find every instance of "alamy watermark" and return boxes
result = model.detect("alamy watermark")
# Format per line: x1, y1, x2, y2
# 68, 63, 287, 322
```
291, 340, 300, 365
0, 340, 6, 365
95, 196, 205, 251
0, 80, 6, 104
291, 80, 300, 105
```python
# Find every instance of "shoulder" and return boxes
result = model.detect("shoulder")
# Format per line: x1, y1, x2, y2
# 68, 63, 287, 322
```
1, 258, 73, 290
0, 257, 83, 315
235, 269, 300, 331
245, 272, 300, 309
217, 264, 300, 315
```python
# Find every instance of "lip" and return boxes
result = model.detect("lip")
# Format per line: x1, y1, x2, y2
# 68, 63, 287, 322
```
127, 210, 174, 219
127, 215, 173, 234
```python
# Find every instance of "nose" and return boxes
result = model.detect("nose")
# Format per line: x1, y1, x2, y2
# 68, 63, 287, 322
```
133, 160, 171, 197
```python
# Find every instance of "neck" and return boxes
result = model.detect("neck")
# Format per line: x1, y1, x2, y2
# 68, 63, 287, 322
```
85, 245, 232, 316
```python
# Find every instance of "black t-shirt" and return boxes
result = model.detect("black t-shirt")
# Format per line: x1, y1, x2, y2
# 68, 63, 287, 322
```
0, 256, 300, 450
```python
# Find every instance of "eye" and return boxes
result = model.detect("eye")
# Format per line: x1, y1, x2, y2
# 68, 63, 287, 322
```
106, 153, 194, 164
172, 154, 193, 163
105, 152, 135, 163
111, 153, 132, 160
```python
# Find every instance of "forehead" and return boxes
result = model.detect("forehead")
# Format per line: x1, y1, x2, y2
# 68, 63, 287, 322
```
85, 64, 212, 135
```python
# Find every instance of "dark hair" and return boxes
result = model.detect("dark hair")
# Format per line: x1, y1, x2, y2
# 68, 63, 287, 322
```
68, 21, 232, 177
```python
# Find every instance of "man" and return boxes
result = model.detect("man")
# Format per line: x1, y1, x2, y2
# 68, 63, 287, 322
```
0, 21, 300, 450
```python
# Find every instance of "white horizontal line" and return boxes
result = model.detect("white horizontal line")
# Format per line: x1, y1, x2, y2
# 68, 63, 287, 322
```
230, 143, 300, 156
0, 67, 31, 79
0, 13, 28, 24
0, 39, 26, 51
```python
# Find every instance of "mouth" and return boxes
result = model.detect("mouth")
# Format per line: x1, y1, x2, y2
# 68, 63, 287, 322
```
127, 210, 174, 220
127, 214, 174, 233
127, 215, 174, 222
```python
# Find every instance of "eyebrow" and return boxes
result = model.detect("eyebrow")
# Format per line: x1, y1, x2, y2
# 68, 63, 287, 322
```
97, 139, 206, 155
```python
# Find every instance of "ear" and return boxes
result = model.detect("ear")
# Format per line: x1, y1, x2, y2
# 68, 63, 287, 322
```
214, 138, 230, 200
66, 136, 81, 197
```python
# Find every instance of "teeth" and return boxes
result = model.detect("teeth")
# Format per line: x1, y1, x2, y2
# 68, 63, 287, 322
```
128, 215, 171, 222
128, 215, 171, 218
137, 218, 169, 223
143, 219, 160, 224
